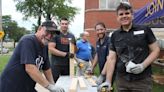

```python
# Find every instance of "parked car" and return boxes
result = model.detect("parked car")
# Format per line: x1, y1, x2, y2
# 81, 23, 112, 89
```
0, 47, 9, 54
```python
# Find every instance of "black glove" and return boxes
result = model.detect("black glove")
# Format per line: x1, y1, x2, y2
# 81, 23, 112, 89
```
66, 52, 74, 58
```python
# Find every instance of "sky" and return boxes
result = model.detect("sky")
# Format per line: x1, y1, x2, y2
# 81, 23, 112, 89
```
2, 0, 84, 38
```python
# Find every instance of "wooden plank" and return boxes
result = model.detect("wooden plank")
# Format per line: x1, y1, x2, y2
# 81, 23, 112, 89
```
55, 76, 97, 92
78, 77, 87, 90
69, 41, 75, 78
87, 77, 97, 87
70, 58, 75, 78
69, 78, 78, 92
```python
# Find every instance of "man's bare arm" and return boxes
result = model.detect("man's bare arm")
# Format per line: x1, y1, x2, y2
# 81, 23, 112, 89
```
142, 41, 160, 68
92, 53, 98, 70
48, 42, 67, 57
106, 51, 117, 82
43, 68, 55, 84
25, 64, 49, 87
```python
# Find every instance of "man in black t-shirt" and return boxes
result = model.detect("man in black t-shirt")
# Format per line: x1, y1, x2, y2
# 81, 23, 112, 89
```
49, 17, 76, 82
98, 2, 160, 92
0, 20, 64, 92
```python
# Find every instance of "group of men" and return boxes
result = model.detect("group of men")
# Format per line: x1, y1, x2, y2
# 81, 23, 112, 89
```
0, 2, 160, 92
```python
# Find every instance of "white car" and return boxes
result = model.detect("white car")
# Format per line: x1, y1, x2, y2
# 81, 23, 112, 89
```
0, 47, 9, 54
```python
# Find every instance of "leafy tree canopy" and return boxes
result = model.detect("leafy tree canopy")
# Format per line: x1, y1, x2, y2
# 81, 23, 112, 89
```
2, 15, 29, 42
14, 0, 79, 28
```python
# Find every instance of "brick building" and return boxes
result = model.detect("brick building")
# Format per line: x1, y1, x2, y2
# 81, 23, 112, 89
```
84, 0, 150, 46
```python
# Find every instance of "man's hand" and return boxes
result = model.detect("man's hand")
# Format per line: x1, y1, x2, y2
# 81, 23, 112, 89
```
46, 84, 65, 92
130, 63, 145, 74
96, 74, 106, 85
97, 81, 111, 92
66, 52, 74, 58
85, 67, 93, 75
125, 61, 136, 73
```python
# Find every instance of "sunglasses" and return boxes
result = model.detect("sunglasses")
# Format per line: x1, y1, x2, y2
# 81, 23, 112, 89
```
118, 12, 131, 16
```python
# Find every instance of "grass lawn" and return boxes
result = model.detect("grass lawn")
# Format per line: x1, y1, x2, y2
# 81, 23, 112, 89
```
0, 55, 163, 92
152, 66, 164, 92
0, 55, 10, 74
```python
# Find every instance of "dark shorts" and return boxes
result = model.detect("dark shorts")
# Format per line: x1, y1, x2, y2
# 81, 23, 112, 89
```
116, 76, 152, 92
51, 65, 69, 82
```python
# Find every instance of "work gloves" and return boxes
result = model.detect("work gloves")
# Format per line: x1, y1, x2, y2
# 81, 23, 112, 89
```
85, 67, 93, 75
125, 61, 145, 74
130, 63, 145, 74
125, 61, 136, 73
96, 74, 106, 85
97, 81, 111, 92
46, 84, 65, 92
66, 52, 74, 58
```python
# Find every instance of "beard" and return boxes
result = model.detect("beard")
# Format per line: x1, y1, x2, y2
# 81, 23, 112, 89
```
98, 33, 105, 39
41, 38, 49, 46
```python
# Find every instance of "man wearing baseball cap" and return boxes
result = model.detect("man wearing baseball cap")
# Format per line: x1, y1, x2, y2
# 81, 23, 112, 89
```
0, 20, 64, 92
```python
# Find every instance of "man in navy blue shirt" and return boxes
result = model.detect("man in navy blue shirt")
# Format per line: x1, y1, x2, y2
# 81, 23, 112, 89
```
91, 22, 111, 73
49, 17, 76, 82
75, 31, 93, 76
0, 20, 64, 92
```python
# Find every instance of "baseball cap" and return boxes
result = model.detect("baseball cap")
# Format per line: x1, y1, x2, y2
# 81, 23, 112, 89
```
41, 20, 60, 35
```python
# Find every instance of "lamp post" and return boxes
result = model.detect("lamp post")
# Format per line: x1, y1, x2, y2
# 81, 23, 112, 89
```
0, 0, 2, 32
0, 0, 4, 54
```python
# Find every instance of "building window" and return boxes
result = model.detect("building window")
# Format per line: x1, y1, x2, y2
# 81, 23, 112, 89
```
99, 0, 129, 10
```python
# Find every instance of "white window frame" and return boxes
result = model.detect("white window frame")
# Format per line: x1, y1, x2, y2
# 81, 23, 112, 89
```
99, 0, 129, 10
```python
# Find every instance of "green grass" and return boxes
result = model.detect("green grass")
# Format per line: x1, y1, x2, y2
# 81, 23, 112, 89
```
152, 65, 164, 75
153, 82, 164, 92
152, 66, 164, 92
0, 55, 10, 74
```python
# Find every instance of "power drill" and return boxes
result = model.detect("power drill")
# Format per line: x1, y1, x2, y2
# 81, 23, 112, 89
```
100, 86, 109, 92
78, 62, 84, 69
98, 86, 113, 92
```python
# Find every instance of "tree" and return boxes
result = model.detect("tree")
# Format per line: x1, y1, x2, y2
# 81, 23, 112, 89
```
14, 0, 79, 31
2, 15, 29, 47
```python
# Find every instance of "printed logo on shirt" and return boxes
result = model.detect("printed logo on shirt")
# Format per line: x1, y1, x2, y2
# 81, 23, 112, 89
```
61, 37, 69, 45
103, 46, 107, 48
133, 30, 144, 35
97, 45, 100, 48
35, 55, 44, 70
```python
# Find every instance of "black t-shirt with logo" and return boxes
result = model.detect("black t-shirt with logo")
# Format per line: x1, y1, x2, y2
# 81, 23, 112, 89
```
0, 34, 50, 92
50, 32, 76, 66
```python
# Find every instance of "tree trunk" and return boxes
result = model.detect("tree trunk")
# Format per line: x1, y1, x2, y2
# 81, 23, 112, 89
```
14, 40, 16, 48
47, 14, 51, 20
35, 16, 41, 32
38, 16, 41, 26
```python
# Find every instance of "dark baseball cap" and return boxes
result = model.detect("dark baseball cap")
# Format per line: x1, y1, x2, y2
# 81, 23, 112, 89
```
41, 20, 60, 35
